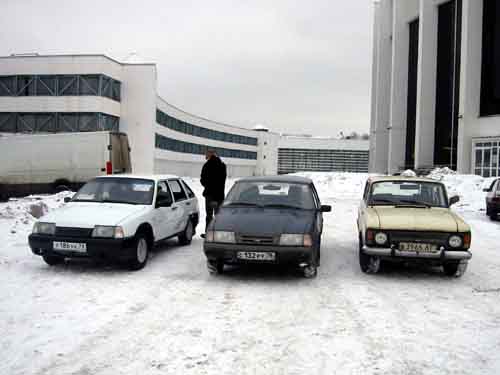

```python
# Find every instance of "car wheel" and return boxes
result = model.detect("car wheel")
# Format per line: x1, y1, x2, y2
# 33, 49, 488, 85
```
42, 255, 64, 266
303, 264, 318, 278
207, 260, 223, 275
443, 261, 468, 277
128, 234, 149, 271
178, 220, 194, 245
489, 210, 498, 221
359, 234, 381, 274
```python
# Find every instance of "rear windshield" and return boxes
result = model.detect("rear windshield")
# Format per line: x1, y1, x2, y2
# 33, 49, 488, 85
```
224, 181, 316, 209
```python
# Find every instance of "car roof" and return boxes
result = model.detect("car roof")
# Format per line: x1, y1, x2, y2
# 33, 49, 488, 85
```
367, 176, 443, 184
235, 175, 313, 184
96, 174, 180, 182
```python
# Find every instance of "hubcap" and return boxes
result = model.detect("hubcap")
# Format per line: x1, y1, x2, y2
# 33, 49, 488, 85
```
137, 238, 148, 263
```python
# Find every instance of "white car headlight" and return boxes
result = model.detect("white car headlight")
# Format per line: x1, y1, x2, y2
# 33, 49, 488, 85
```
32, 222, 56, 235
448, 235, 463, 248
280, 234, 310, 247
92, 226, 124, 239
375, 232, 388, 245
212, 231, 236, 243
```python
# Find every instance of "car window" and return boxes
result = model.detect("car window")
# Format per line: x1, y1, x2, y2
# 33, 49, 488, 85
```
168, 180, 188, 202
225, 181, 316, 209
181, 180, 195, 198
363, 182, 370, 201
310, 184, 320, 209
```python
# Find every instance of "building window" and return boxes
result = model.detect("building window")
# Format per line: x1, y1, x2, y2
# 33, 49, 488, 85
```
0, 112, 119, 133
0, 74, 121, 101
155, 108, 258, 146
473, 140, 500, 177
480, 0, 500, 116
155, 133, 257, 160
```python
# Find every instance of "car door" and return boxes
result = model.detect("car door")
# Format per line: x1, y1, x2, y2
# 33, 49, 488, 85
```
167, 179, 188, 234
154, 181, 177, 240
180, 179, 198, 217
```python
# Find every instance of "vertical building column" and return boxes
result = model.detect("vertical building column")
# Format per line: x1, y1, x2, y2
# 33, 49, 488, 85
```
370, 0, 393, 174
415, 0, 438, 169
388, 0, 410, 174
457, 0, 483, 173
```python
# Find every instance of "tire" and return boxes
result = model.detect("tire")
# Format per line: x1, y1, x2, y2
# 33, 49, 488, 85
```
303, 264, 318, 278
489, 210, 498, 221
43, 255, 64, 266
207, 260, 224, 275
178, 220, 194, 245
359, 234, 381, 274
128, 234, 150, 271
443, 261, 468, 277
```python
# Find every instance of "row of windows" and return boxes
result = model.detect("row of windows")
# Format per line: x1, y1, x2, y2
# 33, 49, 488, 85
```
474, 141, 500, 178
156, 109, 258, 146
0, 74, 121, 102
0, 112, 119, 133
278, 148, 369, 174
155, 133, 258, 160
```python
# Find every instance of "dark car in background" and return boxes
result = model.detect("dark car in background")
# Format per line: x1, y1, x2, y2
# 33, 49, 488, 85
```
484, 178, 500, 221
203, 176, 331, 278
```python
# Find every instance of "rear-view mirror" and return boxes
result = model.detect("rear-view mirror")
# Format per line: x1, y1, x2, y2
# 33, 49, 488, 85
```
449, 195, 460, 206
320, 205, 332, 213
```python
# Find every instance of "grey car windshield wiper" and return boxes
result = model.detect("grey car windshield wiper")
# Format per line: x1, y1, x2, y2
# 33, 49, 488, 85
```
224, 201, 262, 207
396, 199, 431, 208
261, 203, 302, 210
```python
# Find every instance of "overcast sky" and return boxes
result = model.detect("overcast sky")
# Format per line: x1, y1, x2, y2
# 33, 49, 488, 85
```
0, 0, 373, 136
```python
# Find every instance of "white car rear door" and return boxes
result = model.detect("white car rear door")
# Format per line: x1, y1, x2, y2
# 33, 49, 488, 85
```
168, 179, 188, 234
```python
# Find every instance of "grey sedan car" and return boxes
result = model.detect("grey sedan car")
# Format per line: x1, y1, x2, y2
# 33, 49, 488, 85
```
203, 176, 331, 278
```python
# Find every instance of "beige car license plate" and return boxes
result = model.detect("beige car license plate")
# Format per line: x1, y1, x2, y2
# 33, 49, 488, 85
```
399, 242, 438, 253
237, 251, 276, 261
53, 241, 87, 253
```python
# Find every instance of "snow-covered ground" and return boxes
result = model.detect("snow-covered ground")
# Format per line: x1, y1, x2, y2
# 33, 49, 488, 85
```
1, 172, 500, 374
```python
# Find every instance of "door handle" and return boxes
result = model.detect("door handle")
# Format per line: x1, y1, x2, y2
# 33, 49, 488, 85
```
171, 206, 178, 211
185, 202, 191, 206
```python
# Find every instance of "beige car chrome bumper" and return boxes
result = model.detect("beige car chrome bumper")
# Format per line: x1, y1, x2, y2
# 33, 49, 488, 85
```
362, 246, 472, 260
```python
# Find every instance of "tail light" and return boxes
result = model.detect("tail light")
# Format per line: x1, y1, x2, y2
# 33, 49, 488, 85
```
106, 161, 113, 175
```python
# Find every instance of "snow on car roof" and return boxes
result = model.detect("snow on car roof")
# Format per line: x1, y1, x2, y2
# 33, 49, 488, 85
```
235, 175, 313, 184
96, 174, 180, 181
367, 176, 443, 184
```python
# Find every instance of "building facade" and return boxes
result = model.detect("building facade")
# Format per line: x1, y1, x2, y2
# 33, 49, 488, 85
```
371, 0, 500, 178
0, 54, 369, 177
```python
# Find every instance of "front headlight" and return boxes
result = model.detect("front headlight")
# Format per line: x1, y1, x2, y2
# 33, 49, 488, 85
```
207, 231, 236, 243
32, 222, 56, 235
448, 235, 463, 248
280, 234, 313, 247
92, 226, 124, 239
375, 232, 388, 245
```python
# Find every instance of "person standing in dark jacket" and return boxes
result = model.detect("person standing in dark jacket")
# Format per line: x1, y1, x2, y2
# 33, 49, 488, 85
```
200, 149, 227, 236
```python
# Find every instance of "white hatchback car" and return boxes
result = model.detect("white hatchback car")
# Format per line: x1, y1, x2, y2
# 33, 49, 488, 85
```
29, 175, 199, 270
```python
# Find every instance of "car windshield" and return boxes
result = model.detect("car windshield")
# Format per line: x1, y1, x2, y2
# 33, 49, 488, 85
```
224, 181, 316, 209
368, 181, 447, 208
72, 178, 155, 205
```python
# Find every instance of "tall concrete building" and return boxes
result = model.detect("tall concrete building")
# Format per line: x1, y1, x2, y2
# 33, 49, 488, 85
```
371, 0, 500, 178
0, 54, 369, 178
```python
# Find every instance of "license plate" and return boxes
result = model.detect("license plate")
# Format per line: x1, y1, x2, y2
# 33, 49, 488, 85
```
399, 242, 438, 253
53, 241, 87, 253
237, 251, 276, 261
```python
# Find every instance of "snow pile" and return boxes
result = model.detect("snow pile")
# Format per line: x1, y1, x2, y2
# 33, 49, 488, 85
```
291, 172, 372, 200
426, 167, 456, 180
401, 169, 417, 177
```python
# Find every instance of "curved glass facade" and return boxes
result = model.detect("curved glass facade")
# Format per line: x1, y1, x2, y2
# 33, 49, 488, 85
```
156, 109, 257, 146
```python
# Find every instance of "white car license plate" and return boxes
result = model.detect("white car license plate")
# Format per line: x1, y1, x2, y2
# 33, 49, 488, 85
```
237, 251, 276, 261
53, 241, 87, 253
399, 242, 438, 253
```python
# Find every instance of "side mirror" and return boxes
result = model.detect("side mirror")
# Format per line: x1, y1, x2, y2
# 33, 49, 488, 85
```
320, 205, 332, 213
64, 197, 72, 203
449, 195, 460, 206
483, 188, 491, 193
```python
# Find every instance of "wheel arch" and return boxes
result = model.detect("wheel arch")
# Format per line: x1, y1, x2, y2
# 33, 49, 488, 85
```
136, 223, 155, 247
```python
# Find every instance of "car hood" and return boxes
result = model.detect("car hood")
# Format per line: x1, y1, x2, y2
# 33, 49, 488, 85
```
371, 206, 469, 232
40, 202, 149, 228
213, 207, 315, 235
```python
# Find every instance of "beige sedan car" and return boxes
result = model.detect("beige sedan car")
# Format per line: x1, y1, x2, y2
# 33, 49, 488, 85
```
357, 176, 471, 277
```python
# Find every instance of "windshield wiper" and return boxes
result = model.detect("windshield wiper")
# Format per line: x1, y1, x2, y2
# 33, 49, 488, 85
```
100, 199, 141, 205
397, 199, 431, 208
261, 204, 302, 210
369, 199, 396, 205
224, 202, 262, 207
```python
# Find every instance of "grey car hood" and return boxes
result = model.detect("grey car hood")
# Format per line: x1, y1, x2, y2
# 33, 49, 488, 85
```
213, 207, 315, 235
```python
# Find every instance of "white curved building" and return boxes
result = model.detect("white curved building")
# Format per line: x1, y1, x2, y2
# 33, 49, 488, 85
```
0, 54, 369, 178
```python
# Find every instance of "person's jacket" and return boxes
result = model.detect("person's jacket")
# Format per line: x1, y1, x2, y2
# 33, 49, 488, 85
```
200, 156, 227, 201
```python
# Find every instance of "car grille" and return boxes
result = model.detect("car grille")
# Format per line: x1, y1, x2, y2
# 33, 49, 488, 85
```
237, 235, 276, 246
55, 227, 93, 238
386, 230, 449, 245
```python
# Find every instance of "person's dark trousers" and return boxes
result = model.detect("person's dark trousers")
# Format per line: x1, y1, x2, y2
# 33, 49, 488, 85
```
205, 198, 223, 232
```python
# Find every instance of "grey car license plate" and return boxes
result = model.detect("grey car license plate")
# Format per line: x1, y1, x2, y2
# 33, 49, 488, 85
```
399, 242, 438, 253
237, 251, 276, 261
53, 241, 87, 253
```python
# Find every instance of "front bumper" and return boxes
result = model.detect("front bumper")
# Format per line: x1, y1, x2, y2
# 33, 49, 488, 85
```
362, 245, 471, 261
204, 242, 314, 265
28, 234, 136, 261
